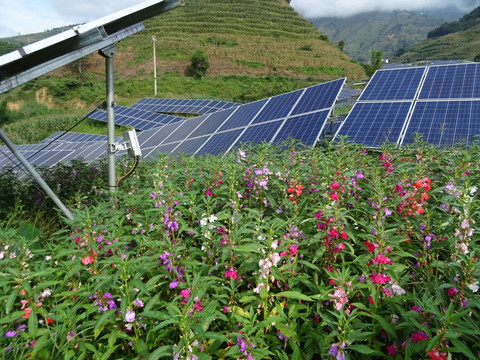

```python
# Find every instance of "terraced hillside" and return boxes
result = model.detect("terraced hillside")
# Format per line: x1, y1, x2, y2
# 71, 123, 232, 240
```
112, 0, 365, 81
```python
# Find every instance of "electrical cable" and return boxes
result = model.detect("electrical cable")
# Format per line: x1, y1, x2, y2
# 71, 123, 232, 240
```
9, 108, 97, 172
116, 153, 139, 186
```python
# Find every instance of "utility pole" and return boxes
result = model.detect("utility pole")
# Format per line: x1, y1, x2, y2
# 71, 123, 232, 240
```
152, 35, 157, 97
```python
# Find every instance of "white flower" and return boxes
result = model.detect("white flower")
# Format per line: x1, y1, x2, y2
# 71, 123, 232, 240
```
389, 280, 406, 296
45, 255, 52, 261
208, 215, 217, 222
200, 218, 208, 227
270, 253, 281, 267
271, 240, 278, 250
467, 281, 479, 293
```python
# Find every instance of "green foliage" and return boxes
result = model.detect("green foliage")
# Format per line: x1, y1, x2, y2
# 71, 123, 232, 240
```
428, 6, 480, 39
474, 53, 480, 62
298, 44, 314, 51
0, 141, 479, 359
338, 40, 345, 52
186, 49, 210, 79
362, 49, 384, 77
203, 36, 238, 47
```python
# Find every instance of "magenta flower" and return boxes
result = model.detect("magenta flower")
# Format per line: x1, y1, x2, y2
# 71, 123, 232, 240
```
180, 288, 190, 300
447, 287, 459, 297
225, 268, 238, 280
125, 308, 135, 323
412, 330, 429, 343
369, 272, 391, 284
4, 330, 18, 338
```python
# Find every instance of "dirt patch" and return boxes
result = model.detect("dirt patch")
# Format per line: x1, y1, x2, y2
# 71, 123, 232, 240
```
36, 87, 55, 108
66, 98, 87, 110
6, 99, 25, 111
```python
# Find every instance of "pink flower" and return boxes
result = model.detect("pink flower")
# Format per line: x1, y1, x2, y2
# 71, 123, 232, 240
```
329, 286, 348, 310
369, 272, 391, 284
375, 253, 393, 265
225, 269, 238, 280
386, 344, 397, 356
180, 288, 190, 299
125, 308, 135, 323
81, 250, 96, 265
411, 330, 429, 343
447, 287, 458, 297
288, 244, 298, 256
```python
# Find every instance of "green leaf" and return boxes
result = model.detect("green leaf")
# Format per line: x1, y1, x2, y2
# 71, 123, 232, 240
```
28, 308, 38, 338
100, 345, 119, 360
233, 244, 263, 254
273, 291, 313, 302
148, 345, 173, 359
349, 344, 383, 356
450, 338, 477, 359
5, 289, 18, 314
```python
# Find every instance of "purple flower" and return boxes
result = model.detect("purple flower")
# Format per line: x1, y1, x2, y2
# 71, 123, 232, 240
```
125, 308, 135, 323
4, 330, 18, 338
104, 292, 112, 299
107, 299, 117, 310
169, 280, 179, 289
133, 297, 144, 308
329, 343, 338, 357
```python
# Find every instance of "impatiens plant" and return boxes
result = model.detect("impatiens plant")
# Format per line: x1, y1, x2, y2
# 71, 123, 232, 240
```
0, 140, 479, 359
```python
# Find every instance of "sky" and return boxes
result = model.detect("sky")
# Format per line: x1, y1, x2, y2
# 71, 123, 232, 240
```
0, 0, 478, 38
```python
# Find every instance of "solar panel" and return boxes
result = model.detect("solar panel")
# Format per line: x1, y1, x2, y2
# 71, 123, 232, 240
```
130, 98, 240, 114
196, 129, 244, 156
133, 78, 345, 157
400, 100, 480, 147
359, 67, 426, 101
419, 63, 480, 100
86, 106, 184, 130
273, 110, 330, 145
335, 102, 413, 147
252, 90, 303, 124
291, 79, 345, 115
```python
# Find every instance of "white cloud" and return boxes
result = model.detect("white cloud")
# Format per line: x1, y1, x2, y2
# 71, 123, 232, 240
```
290, 0, 475, 18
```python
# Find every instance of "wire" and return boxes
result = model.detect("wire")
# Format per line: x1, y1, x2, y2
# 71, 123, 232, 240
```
9, 108, 97, 172
116, 153, 139, 186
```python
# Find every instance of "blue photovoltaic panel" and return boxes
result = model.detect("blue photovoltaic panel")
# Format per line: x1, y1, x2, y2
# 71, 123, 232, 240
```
252, 90, 303, 124
401, 101, 480, 147
218, 99, 267, 132
162, 116, 207, 144
336, 102, 412, 147
359, 67, 426, 101
273, 110, 330, 145
196, 129, 244, 156
189, 107, 237, 138
131, 98, 240, 114
235, 120, 284, 145
142, 143, 180, 159
172, 137, 210, 155
418, 63, 480, 100
86, 106, 184, 130
290, 79, 345, 115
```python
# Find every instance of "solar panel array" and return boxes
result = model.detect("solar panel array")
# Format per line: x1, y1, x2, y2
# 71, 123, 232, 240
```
130, 98, 240, 114
136, 78, 345, 158
87, 105, 185, 130
1, 79, 345, 172
335, 63, 480, 147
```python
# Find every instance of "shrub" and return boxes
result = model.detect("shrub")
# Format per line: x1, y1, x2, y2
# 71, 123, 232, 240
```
186, 49, 210, 79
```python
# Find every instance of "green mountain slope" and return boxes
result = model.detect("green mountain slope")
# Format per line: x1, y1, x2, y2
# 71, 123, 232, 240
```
312, 11, 443, 62
1, 0, 365, 108
428, 6, 480, 39
397, 25, 480, 62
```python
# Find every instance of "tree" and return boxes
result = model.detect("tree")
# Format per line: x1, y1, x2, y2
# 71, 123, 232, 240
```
338, 40, 345, 52
362, 49, 384, 77
186, 49, 210, 79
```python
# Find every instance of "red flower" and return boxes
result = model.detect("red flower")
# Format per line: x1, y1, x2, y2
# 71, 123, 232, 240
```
364, 241, 377, 252
411, 330, 429, 343
46, 318, 54, 325
427, 348, 448, 360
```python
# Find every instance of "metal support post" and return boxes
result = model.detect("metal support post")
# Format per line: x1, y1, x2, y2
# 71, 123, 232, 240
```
152, 35, 157, 97
0, 129, 74, 220
99, 45, 117, 192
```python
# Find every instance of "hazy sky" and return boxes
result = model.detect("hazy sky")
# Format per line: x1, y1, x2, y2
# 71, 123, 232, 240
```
0, 0, 478, 38
291, 0, 476, 19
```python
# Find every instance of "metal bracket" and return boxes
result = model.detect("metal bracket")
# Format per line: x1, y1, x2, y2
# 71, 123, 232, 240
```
98, 44, 117, 58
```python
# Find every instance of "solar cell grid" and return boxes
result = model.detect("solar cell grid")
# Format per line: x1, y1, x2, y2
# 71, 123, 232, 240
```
401, 100, 480, 147
419, 63, 480, 100
336, 102, 412, 147
359, 67, 425, 101
218, 100, 266, 132
273, 110, 330, 145
172, 137, 210, 155
252, 90, 303, 124
290, 80, 344, 115
188, 108, 237, 138
196, 129, 244, 156
162, 116, 207, 144
235, 121, 284, 145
